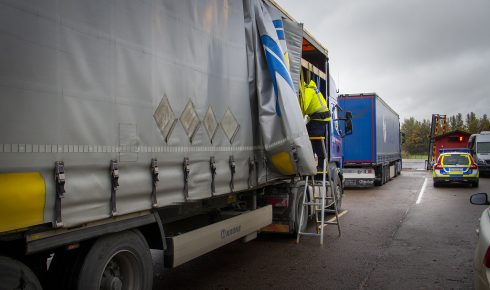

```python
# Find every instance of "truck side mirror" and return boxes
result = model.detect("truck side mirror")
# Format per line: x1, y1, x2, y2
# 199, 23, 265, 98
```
401, 132, 406, 144
345, 119, 353, 136
470, 193, 490, 205
345, 111, 352, 120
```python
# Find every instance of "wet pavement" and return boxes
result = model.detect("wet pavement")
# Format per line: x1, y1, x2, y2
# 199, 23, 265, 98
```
152, 170, 490, 289
402, 159, 427, 170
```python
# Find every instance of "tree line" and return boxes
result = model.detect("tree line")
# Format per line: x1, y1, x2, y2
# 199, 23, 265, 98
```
401, 113, 490, 156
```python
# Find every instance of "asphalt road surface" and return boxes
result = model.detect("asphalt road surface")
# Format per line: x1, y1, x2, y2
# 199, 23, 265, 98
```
402, 159, 427, 170
152, 170, 490, 289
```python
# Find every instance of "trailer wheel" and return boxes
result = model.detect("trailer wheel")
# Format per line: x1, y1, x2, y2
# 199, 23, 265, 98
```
383, 166, 388, 184
0, 256, 42, 290
374, 165, 382, 186
293, 183, 308, 235
332, 175, 343, 211
383, 165, 389, 184
77, 229, 153, 290
396, 161, 402, 176
327, 172, 343, 211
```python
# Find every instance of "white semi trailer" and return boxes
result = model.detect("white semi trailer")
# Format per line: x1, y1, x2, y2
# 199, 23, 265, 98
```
0, 1, 349, 289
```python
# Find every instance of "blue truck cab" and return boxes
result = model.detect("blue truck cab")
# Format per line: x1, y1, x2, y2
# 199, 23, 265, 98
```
328, 78, 345, 169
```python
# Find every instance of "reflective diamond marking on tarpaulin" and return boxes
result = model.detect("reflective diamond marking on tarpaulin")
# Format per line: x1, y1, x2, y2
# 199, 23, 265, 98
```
204, 106, 219, 143
180, 100, 201, 142
221, 109, 240, 144
153, 95, 177, 142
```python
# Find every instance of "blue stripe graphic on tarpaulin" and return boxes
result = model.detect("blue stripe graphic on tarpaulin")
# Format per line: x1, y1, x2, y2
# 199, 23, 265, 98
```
260, 34, 294, 117
272, 20, 283, 28
276, 30, 285, 40
273, 20, 285, 40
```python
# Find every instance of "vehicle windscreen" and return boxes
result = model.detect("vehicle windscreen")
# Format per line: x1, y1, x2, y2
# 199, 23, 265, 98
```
477, 142, 490, 154
442, 154, 470, 166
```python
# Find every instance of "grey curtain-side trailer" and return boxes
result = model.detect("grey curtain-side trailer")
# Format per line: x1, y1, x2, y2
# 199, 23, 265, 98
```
0, 0, 345, 289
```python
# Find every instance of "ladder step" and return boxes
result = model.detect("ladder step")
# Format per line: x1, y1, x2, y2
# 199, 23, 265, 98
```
314, 196, 335, 200
298, 232, 321, 237
314, 208, 337, 212
318, 222, 340, 228
304, 202, 323, 206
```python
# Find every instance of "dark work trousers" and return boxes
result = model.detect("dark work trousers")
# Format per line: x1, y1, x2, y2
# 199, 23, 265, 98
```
306, 120, 329, 169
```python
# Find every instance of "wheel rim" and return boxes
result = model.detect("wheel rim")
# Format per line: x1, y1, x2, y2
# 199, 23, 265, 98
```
99, 250, 142, 290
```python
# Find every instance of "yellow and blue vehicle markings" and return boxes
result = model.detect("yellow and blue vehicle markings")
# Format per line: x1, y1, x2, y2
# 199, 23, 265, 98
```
433, 167, 478, 178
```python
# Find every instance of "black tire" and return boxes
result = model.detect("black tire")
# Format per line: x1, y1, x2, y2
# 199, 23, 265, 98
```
0, 256, 42, 290
293, 184, 308, 235
382, 166, 388, 184
328, 172, 343, 211
433, 182, 439, 188
77, 230, 153, 290
379, 166, 384, 185
473, 181, 479, 188
375, 165, 382, 186
334, 177, 343, 211
22, 252, 50, 287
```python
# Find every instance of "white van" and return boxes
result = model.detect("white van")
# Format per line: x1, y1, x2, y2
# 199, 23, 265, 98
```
468, 131, 490, 175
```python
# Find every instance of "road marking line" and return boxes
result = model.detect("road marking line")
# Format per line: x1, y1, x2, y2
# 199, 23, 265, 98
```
317, 210, 348, 230
319, 210, 349, 226
416, 177, 428, 204
329, 209, 348, 222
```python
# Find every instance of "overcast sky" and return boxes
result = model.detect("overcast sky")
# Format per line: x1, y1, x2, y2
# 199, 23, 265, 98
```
275, 0, 490, 122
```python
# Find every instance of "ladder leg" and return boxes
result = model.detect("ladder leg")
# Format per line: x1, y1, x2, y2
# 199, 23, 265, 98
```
320, 159, 327, 245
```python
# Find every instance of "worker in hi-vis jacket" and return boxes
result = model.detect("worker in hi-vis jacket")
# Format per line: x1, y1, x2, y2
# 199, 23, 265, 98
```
300, 80, 331, 171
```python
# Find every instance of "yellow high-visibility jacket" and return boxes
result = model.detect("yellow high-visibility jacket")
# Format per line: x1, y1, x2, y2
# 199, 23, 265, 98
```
301, 80, 331, 121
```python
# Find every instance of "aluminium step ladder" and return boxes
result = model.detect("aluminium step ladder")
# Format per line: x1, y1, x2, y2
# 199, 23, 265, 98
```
296, 137, 341, 245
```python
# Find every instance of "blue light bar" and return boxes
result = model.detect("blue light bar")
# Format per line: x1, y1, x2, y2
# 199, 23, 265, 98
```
439, 148, 471, 154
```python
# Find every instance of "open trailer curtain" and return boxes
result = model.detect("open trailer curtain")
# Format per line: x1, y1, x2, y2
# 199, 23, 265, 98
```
244, 0, 316, 176
282, 18, 304, 94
